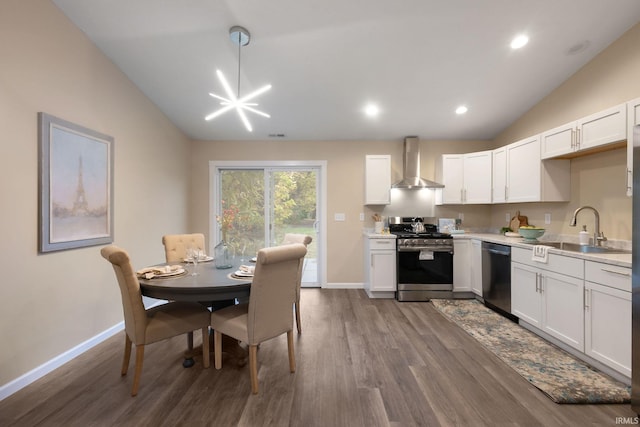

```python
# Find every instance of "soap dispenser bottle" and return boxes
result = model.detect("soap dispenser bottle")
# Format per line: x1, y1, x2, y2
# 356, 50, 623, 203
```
579, 225, 590, 245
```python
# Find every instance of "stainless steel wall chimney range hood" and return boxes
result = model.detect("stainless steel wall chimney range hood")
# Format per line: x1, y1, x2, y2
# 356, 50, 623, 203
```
392, 136, 444, 189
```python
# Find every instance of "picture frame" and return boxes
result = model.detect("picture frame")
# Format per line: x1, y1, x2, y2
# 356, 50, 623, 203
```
38, 113, 114, 253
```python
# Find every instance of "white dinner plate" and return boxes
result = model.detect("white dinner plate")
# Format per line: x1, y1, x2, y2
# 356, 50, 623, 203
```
184, 255, 214, 263
233, 270, 254, 277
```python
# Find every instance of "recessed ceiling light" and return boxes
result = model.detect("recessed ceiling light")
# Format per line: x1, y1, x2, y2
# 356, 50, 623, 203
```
455, 105, 468, 115
364, 103, 380, 117
510, 34, 529, 49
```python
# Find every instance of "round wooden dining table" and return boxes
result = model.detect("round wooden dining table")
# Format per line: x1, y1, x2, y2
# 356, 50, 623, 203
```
138, 257, 252, 367
138, 258, 252, 302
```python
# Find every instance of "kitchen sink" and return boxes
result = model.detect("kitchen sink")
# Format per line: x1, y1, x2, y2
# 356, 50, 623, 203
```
526, 241, 631, 254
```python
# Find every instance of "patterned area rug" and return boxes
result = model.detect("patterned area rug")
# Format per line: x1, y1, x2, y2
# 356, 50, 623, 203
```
431, 299, 631, 404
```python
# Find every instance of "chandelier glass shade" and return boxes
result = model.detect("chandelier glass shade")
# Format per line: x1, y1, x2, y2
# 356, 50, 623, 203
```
205, 26, 271, 132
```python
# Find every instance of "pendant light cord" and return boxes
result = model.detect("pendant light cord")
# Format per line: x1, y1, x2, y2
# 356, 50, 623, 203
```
236, 32, 242, 98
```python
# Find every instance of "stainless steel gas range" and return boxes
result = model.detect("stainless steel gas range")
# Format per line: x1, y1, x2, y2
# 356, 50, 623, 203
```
389, 217, 454, 301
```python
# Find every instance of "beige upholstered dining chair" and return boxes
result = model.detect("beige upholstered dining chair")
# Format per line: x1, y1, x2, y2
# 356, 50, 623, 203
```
162, 233, 206, 263
210, 243, 307, 394
281, 233, 313, 334
101, 245, 210, 396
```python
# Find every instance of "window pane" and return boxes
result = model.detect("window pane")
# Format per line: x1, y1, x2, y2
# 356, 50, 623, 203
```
220, 170, 265, 258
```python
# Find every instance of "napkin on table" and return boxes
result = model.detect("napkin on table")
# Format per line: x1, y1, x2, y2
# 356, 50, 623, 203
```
137, 265, 180, 279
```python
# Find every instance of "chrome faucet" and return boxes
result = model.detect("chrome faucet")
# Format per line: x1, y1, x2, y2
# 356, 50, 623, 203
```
569, 206, 607, 246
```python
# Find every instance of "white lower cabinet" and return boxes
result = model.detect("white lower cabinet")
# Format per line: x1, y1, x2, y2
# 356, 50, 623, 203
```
512, 247, 631, 378
470, 239, 482, 296
511, 262, 543, 328
453, 239, 471, 292
511, 247, 584, 351
584, 261, 632, 377
364, 236, 396, 298
541, 270, 584, 351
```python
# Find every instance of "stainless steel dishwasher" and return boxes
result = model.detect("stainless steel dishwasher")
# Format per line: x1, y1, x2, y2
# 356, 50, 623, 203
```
481, 242, 516, 321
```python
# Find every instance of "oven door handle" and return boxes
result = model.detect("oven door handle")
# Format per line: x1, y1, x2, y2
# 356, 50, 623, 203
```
397, 247, 453, 253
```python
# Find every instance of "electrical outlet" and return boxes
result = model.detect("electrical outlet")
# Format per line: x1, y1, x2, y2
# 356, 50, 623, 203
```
334, 213, 346, 221
544, 213, 551, 224
359, 213, 364, 221
506, 212, 511, 223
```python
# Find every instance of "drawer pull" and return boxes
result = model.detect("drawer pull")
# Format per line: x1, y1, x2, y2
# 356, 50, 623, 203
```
600, 268, 631, 277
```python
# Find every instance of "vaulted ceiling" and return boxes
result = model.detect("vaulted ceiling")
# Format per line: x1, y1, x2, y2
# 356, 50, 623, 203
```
53, 0, 640, 141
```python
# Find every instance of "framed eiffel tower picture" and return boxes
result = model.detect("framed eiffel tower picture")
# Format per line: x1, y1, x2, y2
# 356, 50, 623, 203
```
38, 113, 114, 253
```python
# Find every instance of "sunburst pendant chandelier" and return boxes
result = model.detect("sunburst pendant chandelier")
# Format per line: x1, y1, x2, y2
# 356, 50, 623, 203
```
205, 26, 272, 132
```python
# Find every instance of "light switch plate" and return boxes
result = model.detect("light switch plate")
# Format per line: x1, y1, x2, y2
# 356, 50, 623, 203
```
545, 213, 551, 224
506, 212, 511, 223
334, 213, 346, 221
359, 213, 364, 221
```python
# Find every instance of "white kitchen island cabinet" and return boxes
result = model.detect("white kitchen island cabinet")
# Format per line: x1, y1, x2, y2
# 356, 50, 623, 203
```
364, 236, 396, 298
364, 155, 391, 205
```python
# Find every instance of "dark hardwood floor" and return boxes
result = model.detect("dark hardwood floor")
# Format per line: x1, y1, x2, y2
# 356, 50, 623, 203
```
1, 289, 636, 426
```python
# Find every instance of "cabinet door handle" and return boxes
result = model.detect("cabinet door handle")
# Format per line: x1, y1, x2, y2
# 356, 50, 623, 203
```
600, 267, 631, 277
575, 127, 581, 150
505, 186, 508, 201
627, 168, 633, 191
571, 128, 575, 149
584, 288, 590, 310
535, 273, 539, 293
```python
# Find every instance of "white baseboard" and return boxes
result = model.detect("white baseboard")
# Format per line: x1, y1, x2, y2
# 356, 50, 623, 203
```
0, 322, 124, 402
324, 282, 363, 289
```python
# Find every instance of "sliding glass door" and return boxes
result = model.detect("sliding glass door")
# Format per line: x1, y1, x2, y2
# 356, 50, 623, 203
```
211, 162, 323, 287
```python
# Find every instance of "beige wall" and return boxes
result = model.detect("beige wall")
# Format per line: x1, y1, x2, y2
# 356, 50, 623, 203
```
488, 24, 640, 240
0, 1, 191, 387
191, 139, 493, 284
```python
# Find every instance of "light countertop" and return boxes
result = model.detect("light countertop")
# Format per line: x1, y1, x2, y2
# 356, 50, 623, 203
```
454, 233, 631, 268
363, 231, 396, 239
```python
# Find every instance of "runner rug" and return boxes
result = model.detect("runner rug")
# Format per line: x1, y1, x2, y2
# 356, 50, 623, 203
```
431, 299, 631, 404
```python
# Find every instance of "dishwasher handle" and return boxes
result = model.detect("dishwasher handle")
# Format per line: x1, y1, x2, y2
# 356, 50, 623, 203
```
485, 248, 510, 256
482, 242, 511, 256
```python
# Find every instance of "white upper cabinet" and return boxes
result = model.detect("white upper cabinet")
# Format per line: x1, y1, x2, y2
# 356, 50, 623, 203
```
540, 121, 576, 159
505, 135, 570, 203
364, 155, 391, 205
491, 147, 507, 203
627, 97, 640, 196
580, 104, 626, 151
438, 151, 492, 205
506, 136, 542, 202
541, 103, 626, 159
464, 151, 493, 204
439, 154, 464, 204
